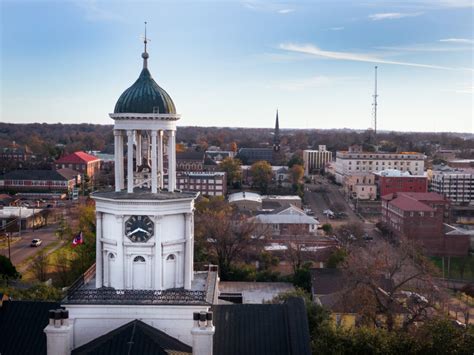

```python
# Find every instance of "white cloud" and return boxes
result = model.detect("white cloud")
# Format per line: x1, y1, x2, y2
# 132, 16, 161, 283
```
279, 43, 460, 70
278, 8, 295, 14
455, 86, 474, 94
377, 43, 471, 52
440, 38, 474, 44
329, 27, 345, 31
369, 12, 423, 20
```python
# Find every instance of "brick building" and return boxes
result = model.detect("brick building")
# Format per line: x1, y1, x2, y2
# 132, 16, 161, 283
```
381, 192, 469, 256
165, 171, 227, 196
0, 169, 79, 193
55, 151, 101, 179
374, 169, 427, 198
0, 144, 32, 161
176, 151, 205, 171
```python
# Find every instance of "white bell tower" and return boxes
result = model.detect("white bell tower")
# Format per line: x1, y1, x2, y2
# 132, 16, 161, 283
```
92, 24, 196, 291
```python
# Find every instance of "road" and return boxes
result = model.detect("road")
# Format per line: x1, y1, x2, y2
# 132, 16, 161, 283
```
1, 224, 59, 267
304, 176, 380, 240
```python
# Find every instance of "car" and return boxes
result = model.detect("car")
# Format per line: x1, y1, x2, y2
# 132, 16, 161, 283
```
362, 233, 373, 241
30, 239, 42, 247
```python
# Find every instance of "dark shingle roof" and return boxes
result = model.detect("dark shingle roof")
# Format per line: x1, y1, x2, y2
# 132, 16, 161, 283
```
212, 297, 311, 355
310, 268, 344, 295
72, 319, 191, 355
1, 170, 70, 181
0, 300, 60, 355
176, 151, 205, 161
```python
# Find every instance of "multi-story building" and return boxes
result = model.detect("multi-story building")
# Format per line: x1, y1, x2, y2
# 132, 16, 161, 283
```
374, 169, 427, 198
335, 145, 425, 184
176, 151, 205, 171
0, 144, 33, 161
343, 173, 377, 200
237, 148, 274, 165
165, 171, 227, 196
303, 145, 333, 175
430, 168, 474, 205
55, 151, 101, 179
0, 169, 79, 193
381, 192, 469, 256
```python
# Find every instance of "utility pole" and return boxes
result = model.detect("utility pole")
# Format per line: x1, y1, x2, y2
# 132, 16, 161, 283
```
372, 66, 378, 145
7, 232, 11, 260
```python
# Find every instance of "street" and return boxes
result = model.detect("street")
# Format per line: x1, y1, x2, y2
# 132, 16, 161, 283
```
1, 224, 59, 267
304, 176, 380, 240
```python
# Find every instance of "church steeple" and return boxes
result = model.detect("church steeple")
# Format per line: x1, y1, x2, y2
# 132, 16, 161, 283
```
273, 109, 280, 152
142, 21, 149, 69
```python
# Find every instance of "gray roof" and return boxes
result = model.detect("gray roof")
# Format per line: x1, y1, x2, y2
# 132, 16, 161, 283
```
1, 169, 73, 181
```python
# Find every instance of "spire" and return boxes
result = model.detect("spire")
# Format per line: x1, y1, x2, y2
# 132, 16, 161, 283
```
275, 109, 280, 132
273, 109, 280, 151
141, 21, 150, 69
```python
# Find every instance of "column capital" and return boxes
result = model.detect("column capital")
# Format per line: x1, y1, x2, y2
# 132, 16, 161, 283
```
168, 129, 176, 137
113, 130, 123, 136
127, 129, 135, 137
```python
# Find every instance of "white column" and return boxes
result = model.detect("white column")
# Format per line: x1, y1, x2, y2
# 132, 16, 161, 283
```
114, 131, 121, 192
118, 131, 125, 190
151, 130, 158, 193
184, 212, 193, 289
154, 216, 162, 289
116, 215, 125, 289
136, 131, 142, 168
95, 212, 103, 288
167, 130, 176, 191
127, 130, 134, 193
158, 130, 164, 189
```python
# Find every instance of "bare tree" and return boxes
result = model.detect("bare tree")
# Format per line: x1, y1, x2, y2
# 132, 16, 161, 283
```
32, 251, 48, 282
342, 239, 444, 330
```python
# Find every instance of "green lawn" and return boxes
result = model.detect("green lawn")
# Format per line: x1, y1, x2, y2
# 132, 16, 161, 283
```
430, 256, 474, 281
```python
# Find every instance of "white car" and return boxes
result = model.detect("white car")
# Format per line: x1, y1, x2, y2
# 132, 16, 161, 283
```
30, 239, 42, 247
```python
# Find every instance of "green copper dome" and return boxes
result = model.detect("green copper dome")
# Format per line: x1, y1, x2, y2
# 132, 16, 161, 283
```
114, 66, 176, 114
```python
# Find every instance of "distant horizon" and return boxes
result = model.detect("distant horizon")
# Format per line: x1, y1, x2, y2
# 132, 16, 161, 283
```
1, 121, 472, 136
1, 1, 472, 133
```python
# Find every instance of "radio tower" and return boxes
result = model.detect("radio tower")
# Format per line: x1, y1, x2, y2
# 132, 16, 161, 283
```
372, 66, 378, 145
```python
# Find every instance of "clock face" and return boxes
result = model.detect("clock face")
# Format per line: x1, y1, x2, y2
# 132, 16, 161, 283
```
125, 215, 154, 243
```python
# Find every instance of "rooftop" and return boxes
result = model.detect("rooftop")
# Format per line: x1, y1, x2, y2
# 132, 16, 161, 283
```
374, 169, 426, 178
55, 151, 100, 164
218, 282, 294, 304
64, 267, 218, 306
1, 169, 76, 181
389, 195, 435, 212
228, 191, 262, 203
92, 188, 197, 201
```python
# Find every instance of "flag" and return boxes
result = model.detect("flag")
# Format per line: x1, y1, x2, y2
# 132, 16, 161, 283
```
72, 231, 84, 247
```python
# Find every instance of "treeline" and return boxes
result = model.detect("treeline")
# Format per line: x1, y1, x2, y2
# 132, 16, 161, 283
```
1, 123, 474, 159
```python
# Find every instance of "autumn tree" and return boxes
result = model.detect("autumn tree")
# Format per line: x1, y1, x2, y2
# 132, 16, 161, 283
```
32, 251, 49, 282
290, 164, 304, 184
219, 157, 242, 187
250, 160, 273, 194
287, 152, 304, 168
230, 142, 238, 153
194, 197, 263, 279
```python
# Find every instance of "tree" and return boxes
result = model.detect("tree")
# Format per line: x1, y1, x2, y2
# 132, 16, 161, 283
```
230, 142, 238, 153
176, 143, 186, 153
32, 251, 48, 282
250, 160, 273, 194
321, 223, 333, 235
55, 214, 72, 241
290, 164, 304, 185
0, 255, 20, 285
194, 197, 263, 279
288, 153, 304, 168
342, 239, 442, 330
219, 157, 242, 187
326, 248, 347, 268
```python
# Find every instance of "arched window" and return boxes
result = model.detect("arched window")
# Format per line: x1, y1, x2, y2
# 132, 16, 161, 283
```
108, 253, 115, 260
133, 255, 146, 262
166, 254, 175, 261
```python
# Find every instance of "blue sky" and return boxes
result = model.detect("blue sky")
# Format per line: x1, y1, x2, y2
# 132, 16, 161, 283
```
1, 0, 473, 132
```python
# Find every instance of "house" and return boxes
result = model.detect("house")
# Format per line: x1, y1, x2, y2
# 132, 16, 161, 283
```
253, 205, 319, 237
381, 192, 470, 256
0, 169, 79, 193
0, 206, 45, 233
55, 151, 101, 179
310, 269, 406, 329
0, 143, 33, 161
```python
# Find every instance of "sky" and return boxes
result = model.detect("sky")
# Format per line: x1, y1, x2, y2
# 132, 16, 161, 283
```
1, 0, 473, 133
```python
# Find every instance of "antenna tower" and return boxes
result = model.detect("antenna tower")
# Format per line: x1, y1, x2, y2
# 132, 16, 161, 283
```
372, 66, 378, 143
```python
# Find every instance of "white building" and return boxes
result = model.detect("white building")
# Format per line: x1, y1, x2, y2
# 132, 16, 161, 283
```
303, 145, 333, 175
430, 168, 474, 205
334, 145, 425, 184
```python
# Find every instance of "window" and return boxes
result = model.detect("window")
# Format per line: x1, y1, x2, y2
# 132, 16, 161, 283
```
108, 253, 115, 260
153, 106, 160, 113
166, 254, 175, 261
134, 256, 146, 262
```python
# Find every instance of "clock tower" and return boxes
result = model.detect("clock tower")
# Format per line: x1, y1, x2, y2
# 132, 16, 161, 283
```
91, 29, 197, 291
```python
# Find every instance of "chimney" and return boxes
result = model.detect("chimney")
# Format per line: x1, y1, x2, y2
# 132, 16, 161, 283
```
44, 309, 73, 355
191, 311, 215, 355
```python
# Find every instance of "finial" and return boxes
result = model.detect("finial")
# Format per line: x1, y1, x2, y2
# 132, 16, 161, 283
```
142, 21, 150, 69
